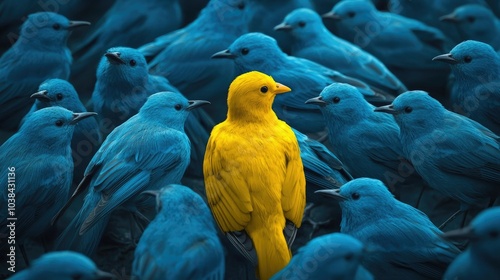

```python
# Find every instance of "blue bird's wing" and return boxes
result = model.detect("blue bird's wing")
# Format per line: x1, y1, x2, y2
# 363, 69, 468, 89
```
139, 28, 185, 59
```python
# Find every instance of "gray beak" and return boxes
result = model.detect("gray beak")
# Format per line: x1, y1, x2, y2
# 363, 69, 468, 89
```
432, 53, 459, 65
322, 11, 342, 20
305, 96, 326, 106
30, 90, 50, 102
315, 189, 347, 201
67, 20, 91, 29
211, 49, 237, 59
274, 22, 293, 31
70, 112, 97, 124
187, 100, 211, 110
105, 52, 125, 65
374, 104, 399, 114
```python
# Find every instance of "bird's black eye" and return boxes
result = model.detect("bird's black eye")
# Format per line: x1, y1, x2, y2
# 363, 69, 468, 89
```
55, 120, 64, 127
260, 86, 268, 93
464, 56, 472, 63
241, 48, 249, 55
467, 17, 475, 23
351, 193, 360, 200
175, 104, 182, 111
52, 23, 61, 30
72, 274, 82, 280
333, 97, 340, 104
347, 12, 355, 18
344, 253, 354, 261
130, 59, 136, 66
237, 2, 245, 10
56, 93, 63, 100
298, 21, 306, 27
489, 231, 499, 238
404, 106, 413, 113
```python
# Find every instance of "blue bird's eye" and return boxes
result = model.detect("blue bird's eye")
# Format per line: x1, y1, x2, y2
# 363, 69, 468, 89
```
130, 60, 136, 66
333, 97, 340, 104
467, 17, 475, 23
52, 23, 61, 30
260, 86, 268, 93
347, 12, 355, 18
55, 120, 64, 127
175, 104, 182, 111
56, 93, 63, 100
237, 2, 245, 10
464, 56, 472, 63
298, 21, 306, 28
351, 193, 360, 200
344, 253, 354, 261
404, 106, 413, 113
241, 48, 249, 55
490, 231, 498, 238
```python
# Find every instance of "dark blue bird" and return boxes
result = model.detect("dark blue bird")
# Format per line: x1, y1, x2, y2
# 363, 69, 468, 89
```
0, 12, 90, 131
133, 184, 225, 280
54, 92, 209, 256
316, 178, 461, 280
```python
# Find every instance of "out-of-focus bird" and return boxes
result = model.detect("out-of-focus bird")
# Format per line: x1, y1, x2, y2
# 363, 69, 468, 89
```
0, 107, 96, 263
275, 8, 407, 96
317, 178, 461, 280
375, 91, 500, 227
132, 184, 225, 280
25, 79, 102, 185
70, 0, 183, 99
139, 0, 249, 123
6, 251, 115, 280
54, 92, 209, 256
212, 32, 392, 135
204, 71, 306, 279
432, 40, 500, 135
271, 233, 373, 280
440, 4, 500, 50
0, 12, 90, 131
443, 207, 500, 280
323, 0, 450, 101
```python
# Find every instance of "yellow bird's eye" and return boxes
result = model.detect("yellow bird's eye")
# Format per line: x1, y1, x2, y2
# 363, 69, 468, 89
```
260, 86, 268, 93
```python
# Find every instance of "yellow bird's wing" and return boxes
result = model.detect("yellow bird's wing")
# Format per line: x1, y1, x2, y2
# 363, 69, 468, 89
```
203, 126, 253, 233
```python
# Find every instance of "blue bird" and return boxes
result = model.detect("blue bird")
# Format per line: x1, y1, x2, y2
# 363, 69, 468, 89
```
275, 8, 407, 96
432, 40, 500, 135
323, 0, 451, 101
7, 251, 114, 280
54, 92, 209, 256
25, 79, 102, 186
316, 178, 461, 280
132, 184, 225, 280
0, 12, 90, 131
374, 91, 500, 227
443, 207, 500, 280
212, 32, 392, 135
138, 0, 249, 123
0, 107, 96, 263
70, 0, 183, 99
271, 233, 373, 280
440, 4, 500, 50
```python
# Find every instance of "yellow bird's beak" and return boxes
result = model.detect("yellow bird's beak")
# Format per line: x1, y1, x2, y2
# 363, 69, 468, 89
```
274, 83, 291, 95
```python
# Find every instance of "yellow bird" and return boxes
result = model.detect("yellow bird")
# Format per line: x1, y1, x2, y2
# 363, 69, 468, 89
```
203, 71, 306, 279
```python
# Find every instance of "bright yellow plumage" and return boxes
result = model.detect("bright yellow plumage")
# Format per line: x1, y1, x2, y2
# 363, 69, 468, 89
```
203, 71, 306, 279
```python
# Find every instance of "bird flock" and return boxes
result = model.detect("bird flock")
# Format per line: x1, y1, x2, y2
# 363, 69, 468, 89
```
0, 0, 499, 279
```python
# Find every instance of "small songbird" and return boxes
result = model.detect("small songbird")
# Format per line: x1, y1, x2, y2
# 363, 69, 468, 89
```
132, 184, 225, 280
204, 71, 306, 279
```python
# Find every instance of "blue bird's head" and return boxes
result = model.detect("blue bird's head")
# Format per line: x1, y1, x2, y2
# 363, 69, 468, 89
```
31, 79, 83, 112
18, 12, 90, 50
212, 32, 285, 73
440, 5, 497, 41
97, 47, 149, 87
143, 184, 210, 217
323, 0, 376, 26
203, 0, 249, 30
138, 92, 210, 129
432, 40, 500, 78
274, 8, 325, 40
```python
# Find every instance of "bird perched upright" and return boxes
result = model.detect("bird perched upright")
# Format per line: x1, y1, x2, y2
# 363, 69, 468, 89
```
0, 107, 96, 262
443, 207, 500, 279
132, 184, 225, 280
54, 92, 210, 256
440, 4, 500, 50
374, 91, 500, 224
0, 12, 90, 131
317, 178, 461, 280
275, 8, 407, 96
212, 32, 392, 135
204, 71, 306, 279
6, 251, 114, 280
432, 40, 500, 135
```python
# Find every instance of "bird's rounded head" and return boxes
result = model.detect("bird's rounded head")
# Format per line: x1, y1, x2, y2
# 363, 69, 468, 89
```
97, 47, 149, 86
31, 79, 81, 111
275, 8, 323, 38
324, 0, 375, 24
467, 207, 500, 261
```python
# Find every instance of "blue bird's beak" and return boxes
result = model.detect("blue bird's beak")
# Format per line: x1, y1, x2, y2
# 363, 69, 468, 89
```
70, 112, 97, 124
439, 13, 459, 22
315, 189, 347, 201
322, 11, 342, 20
305, 96, 326, 107
95, 269, 116, 280
374, 104, 399, 114
432, 53, 459, 65
274, 23, 293, 31
187, 100, 211, 110
442, 226, 478, 241
211, 49, 237, 59
105, 52, 126, 65
67, 20, 91, 29
30, 90, 50, 102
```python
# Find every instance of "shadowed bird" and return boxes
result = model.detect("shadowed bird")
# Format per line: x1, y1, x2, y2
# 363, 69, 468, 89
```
212, 32, 392, 135
317, 178, 461, 280
0, 107, 96, 263
132, 184, 225, 280
0, 12, 90, 131
69, 0, 183, 99
25, 79, 102, 185
323, 0, 451, 101
271, 233, 373, 280
138, 0, 249, 123
6, 251, 114, 280
432, 40, 500, 135
443, 207, 500, 280
204, 71, 306, 279
374, 91, 500, 227
54, 92, 209, 256
275, 8, 406, 96
440, 4, 500, 50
